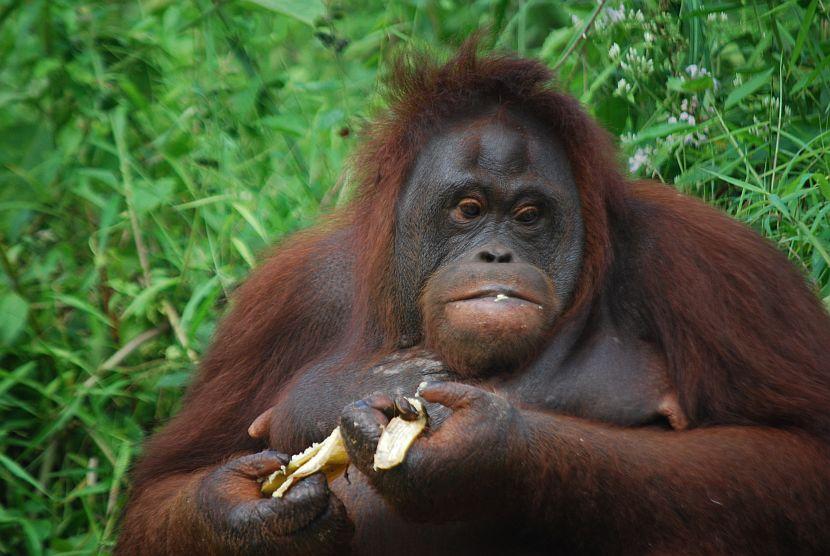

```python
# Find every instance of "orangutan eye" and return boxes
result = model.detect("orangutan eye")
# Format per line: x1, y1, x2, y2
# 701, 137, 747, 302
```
453, 198, 483, 221
515, 205, 540, 224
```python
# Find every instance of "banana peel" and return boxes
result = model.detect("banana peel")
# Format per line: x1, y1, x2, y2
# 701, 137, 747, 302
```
261, 397, 427, 498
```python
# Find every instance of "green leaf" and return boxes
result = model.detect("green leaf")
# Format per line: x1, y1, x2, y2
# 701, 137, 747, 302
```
792, 52, 830, 93
243, 0, 325, 26
725, 68, 774, 109
768, 194, 791, 219
261, 114, 307, 137
815, 175, 830, 202
132, 178, 175, 214
232, 237, 256, 268
0, 509, 45, 556
788, 0, 819, 68
52, 294, 111, 327
593, 97, 629, 136
0, 292, 29, 345
668, 76, 714, 93
180, 276, 221, 337
232, 202, 269, 242
0, 454, 49, 496
121, 277, 180, 319
701, 169, 767, 195
630, 122, 696, 145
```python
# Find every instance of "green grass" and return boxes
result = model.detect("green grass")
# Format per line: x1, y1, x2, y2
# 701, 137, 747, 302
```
0, 0, 827, 553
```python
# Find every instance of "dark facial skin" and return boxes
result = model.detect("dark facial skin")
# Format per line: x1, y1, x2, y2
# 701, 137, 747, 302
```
394, 106, 584, 375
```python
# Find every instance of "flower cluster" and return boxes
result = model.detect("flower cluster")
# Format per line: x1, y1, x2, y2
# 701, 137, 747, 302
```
760, 95, 792, 117
667, 97, 710, 146
614, 78, 633, 96
622, 49, 654, 74
597, 5, 645, 29
628, 146, 655, 173
685, 65, 710, 79
588, 1, 794, 179
668, 97, 700, 126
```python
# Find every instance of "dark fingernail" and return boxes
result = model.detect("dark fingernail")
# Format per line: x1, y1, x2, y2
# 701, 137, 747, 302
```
395, 396, 419, 421
365, 392, 395, 418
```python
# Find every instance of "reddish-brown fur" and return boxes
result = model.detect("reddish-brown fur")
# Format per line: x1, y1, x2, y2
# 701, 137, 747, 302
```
117, 43, 830, 554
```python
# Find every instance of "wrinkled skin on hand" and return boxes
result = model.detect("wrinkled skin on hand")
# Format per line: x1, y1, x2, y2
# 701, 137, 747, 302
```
339, 381, 527, 523
249, 348, 453, 451
196, 450, 353, 555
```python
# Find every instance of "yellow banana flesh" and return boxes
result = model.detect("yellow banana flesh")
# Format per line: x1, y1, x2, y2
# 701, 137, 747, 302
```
261, 427, 350, 498
373, 398, 427, 470
261, 397, 427, 497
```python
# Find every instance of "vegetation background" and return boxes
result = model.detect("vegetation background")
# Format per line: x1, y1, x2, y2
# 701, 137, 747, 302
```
0, 0, 827, 553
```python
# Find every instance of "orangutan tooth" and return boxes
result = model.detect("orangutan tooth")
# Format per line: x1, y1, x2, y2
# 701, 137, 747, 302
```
494, 293, 509, 302
373, 397, 428, 470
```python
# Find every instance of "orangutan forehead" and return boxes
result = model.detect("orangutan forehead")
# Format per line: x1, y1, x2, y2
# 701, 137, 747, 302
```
455, 113, 530, 176
415, 107, 572, 184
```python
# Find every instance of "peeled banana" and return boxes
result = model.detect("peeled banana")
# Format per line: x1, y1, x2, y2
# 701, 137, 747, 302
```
261, 427, 350, 498
373, 398, 427, 470
261, 397, 427, 498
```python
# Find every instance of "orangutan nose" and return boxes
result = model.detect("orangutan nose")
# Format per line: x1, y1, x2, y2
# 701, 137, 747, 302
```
475, 243, 514, 263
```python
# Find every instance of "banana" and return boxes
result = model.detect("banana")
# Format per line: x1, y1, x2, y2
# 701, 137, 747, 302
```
261, 396, 427, 498
261, 427, 350, 498
373, 398, 427, 470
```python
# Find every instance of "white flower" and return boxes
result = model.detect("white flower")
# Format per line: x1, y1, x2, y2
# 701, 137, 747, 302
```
606, 6, 625, 23
686, 64, 699, 77
688, 115, 696, 125
628, 147, 651, 173
644, 31, 654, 43
36, 229, 57, 242
680, 111, 689, 121
619, 132, 636, 145
614, 78, 632, 96
668, 116, 678, 124
622, 49, 654, 74
609, 43, 621, 59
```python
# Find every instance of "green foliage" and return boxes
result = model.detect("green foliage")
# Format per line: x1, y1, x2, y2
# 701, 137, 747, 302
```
0, 0, 827, 553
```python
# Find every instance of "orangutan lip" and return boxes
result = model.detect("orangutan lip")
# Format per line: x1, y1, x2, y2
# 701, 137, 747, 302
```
449, 286, 541, 305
